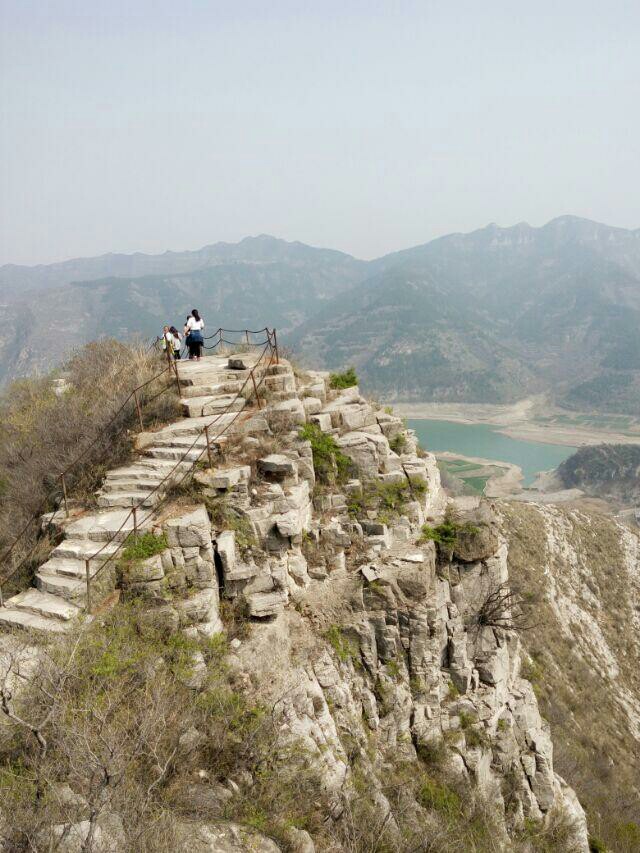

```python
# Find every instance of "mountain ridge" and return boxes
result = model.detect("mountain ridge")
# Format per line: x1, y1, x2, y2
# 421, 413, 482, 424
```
3, 215, 640, 413
0, 233, 366, 294
6, 214, 640, 290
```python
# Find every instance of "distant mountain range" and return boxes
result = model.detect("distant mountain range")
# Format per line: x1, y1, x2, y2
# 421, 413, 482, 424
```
2, 216, 640, 413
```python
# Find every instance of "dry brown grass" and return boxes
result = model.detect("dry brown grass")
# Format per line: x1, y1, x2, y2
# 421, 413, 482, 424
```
0, 339, 180, 594
0, 603, 327, 851
501, 501, 640, 851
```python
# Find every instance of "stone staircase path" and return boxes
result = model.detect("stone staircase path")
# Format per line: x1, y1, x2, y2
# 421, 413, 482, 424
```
0, 352, 274, 636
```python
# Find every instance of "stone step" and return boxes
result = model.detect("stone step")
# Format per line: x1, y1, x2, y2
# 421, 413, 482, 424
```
65, 509, 154, 543
53, 538, 121, 562
151, 434, 210, 450
180, 381, 243, 399
0, 607, 71, 634
97, 490, 162, 509
100, 478, 163, 494
265, 363, 294, 376
36, 570, 87, 602
178, 371, 242, 387
7, 589, 81, 622
267, 390, 298, 402
181, 395, 246, 419
105, 460, 186, 481
40, 542, 104, 578
149, 413, 239, 439
145, 446, 205, 462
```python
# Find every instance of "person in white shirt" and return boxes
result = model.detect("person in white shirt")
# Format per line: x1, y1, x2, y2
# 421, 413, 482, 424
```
184, 309, 205, 360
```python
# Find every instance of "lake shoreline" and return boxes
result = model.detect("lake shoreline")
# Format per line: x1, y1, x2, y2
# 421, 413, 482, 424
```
395, 399, 640, 448
408, 417, 576, 488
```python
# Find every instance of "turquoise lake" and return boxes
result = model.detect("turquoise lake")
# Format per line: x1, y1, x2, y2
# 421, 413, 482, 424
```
407, 419, 576, 486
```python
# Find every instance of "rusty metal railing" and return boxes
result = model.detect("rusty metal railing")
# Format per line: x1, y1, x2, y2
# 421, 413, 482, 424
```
0, 327, 279, 606
81, 335, 278, 611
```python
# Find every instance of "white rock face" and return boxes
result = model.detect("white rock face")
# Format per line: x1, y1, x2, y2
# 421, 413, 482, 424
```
499, 500, 640, 821
174, 821, 280, 852
0, 354, 593, 849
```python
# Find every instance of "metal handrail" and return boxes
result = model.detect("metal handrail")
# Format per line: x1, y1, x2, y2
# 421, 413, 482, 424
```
0, 327, 279, 605
82, 338, 278, 609
0, 363, 175, 570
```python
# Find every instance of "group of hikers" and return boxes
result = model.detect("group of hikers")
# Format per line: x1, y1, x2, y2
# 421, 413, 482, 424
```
162, 309, 205, 361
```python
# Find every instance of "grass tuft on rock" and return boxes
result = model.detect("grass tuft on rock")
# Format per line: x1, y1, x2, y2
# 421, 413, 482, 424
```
299, 422, 353, 484
329, 367, 358, 390
120, 531, 167, 562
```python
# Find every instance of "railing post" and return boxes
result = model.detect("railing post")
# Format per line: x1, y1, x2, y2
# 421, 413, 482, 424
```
0, 584, 4, 608
134, 389, 144, 432
85, 559, 92, 614
204, 424, 213, 468
60, 473, 69, 517
173, 358, 182, 397
250, 368, 263, 409
273, 328, 279, 364
132, 506, 138, 541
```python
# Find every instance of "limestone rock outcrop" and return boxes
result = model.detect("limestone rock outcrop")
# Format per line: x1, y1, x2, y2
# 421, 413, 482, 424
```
0, 352, 591, 849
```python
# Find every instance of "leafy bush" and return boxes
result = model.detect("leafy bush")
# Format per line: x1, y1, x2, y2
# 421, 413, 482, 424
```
459, 711, 489, 749
329, 367, 358, 390
299, 422, 353, 484
419, 520, 458, 547
419, 516, 479, 548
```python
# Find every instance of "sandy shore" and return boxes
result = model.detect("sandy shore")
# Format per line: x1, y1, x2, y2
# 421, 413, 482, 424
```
395, 399, 640, 447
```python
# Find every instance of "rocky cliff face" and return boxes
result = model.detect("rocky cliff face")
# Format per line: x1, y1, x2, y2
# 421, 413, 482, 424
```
500, 502, 640, 850
0, 353, 596, 851
130, 357, 588, 849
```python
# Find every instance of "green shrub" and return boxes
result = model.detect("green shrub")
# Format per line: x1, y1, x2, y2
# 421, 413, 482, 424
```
614, 822, 640, 850
299, 422, 353, 484
419, 520, 458, 547
417, 776, 462, 817
415, 739, 447, 768
329, 367, 358, 390
446, 679, 460, 701
588, 835, 608, 852
0, 603, 329, 850
120, 531, 167, 562
419, 518, 479, 548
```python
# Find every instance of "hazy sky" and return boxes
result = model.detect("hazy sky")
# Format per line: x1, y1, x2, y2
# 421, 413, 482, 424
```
1, 0, 639, 266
